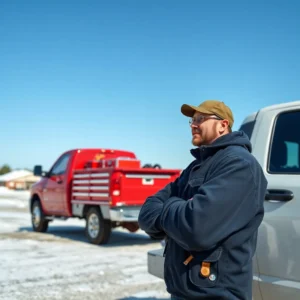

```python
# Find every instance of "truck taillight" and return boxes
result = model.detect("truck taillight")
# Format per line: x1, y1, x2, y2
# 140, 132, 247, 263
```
112, 190, 120, 196
111, 174, 121, 204
112, 178, 120, 194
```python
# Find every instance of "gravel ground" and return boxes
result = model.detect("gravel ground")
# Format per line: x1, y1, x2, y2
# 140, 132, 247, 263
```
0, 190, 169, 300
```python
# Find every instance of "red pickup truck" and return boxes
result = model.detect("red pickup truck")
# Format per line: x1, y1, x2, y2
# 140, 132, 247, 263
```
30, 148, 181, 244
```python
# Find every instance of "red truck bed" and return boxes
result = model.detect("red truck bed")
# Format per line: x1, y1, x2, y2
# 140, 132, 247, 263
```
72, 167, 180, 207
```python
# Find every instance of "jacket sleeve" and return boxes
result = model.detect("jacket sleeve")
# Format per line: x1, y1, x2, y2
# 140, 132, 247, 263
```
138, 177, 180, 239
160, 155, 267, 251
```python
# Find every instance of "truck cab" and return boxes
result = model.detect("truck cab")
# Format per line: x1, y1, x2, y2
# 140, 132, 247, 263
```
147, 100, 300, 299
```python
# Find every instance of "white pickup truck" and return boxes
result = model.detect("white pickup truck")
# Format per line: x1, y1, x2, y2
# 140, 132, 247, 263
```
147, 100, 300, 299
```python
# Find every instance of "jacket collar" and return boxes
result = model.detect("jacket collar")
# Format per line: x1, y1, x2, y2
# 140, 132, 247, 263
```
190, 145, 216, 161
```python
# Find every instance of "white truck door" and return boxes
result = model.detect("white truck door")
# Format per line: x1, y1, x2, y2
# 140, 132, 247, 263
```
250, 104, 300, 299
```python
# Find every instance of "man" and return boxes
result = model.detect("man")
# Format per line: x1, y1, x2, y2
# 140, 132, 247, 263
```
138, 100, 268, 300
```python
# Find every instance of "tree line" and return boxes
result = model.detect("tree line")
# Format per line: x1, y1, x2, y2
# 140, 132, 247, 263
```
0, 164, 12, 175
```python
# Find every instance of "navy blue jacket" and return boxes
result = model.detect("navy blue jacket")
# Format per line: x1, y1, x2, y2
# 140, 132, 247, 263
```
138, 131, 268, 300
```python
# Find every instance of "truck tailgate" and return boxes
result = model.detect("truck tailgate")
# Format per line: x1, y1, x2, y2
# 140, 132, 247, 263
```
117, 169, 180, 206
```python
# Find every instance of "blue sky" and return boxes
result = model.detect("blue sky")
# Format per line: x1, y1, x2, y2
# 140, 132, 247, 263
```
1, 0, 300, 171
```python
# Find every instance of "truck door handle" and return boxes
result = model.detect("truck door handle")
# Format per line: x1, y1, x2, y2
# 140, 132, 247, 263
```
265, 189, 293, 202
56, 177, 63, 184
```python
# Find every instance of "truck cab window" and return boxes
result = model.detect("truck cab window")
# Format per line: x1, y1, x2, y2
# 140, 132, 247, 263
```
268, 111, 300, 174
50, 154, 70, 176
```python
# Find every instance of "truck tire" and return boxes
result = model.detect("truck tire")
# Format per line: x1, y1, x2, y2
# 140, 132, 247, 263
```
31, 200, 49, 232
85, 207, 111, 245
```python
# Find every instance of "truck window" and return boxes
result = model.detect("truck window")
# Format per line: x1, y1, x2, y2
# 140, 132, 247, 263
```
50, 153, 71, 176
238, 120, 255, 140
268, 110, 300, 174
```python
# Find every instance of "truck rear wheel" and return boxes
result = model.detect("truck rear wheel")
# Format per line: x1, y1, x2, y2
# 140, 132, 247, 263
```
85, 207, 111, 245
31, 200, 49, 232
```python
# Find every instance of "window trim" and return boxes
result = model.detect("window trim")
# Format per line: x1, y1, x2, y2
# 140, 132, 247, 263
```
267, 109, 300, 175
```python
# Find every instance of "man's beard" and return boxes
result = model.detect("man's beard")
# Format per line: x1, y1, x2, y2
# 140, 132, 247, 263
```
192, 135, 203, 147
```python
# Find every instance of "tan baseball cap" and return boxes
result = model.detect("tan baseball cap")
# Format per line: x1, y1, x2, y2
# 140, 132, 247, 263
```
181, 100, 234, 128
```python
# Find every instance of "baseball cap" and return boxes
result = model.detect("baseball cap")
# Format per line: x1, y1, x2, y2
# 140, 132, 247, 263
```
181, 100, 234, 128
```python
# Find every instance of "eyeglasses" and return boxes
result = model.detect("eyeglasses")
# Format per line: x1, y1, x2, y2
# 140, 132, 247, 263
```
189, 115, 222, 126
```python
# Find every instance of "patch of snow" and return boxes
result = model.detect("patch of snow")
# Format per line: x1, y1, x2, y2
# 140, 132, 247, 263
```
0, 236, 168, 299
0, 190, 169, 299
0, 211, 31, 233
0, 187, 30, 202
0, 198, 27, 208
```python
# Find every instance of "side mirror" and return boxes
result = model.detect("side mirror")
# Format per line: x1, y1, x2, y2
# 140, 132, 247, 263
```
33, 165, 43, 176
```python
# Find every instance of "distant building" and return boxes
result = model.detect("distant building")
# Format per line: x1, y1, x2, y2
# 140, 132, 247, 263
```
0, 170, 41, 190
